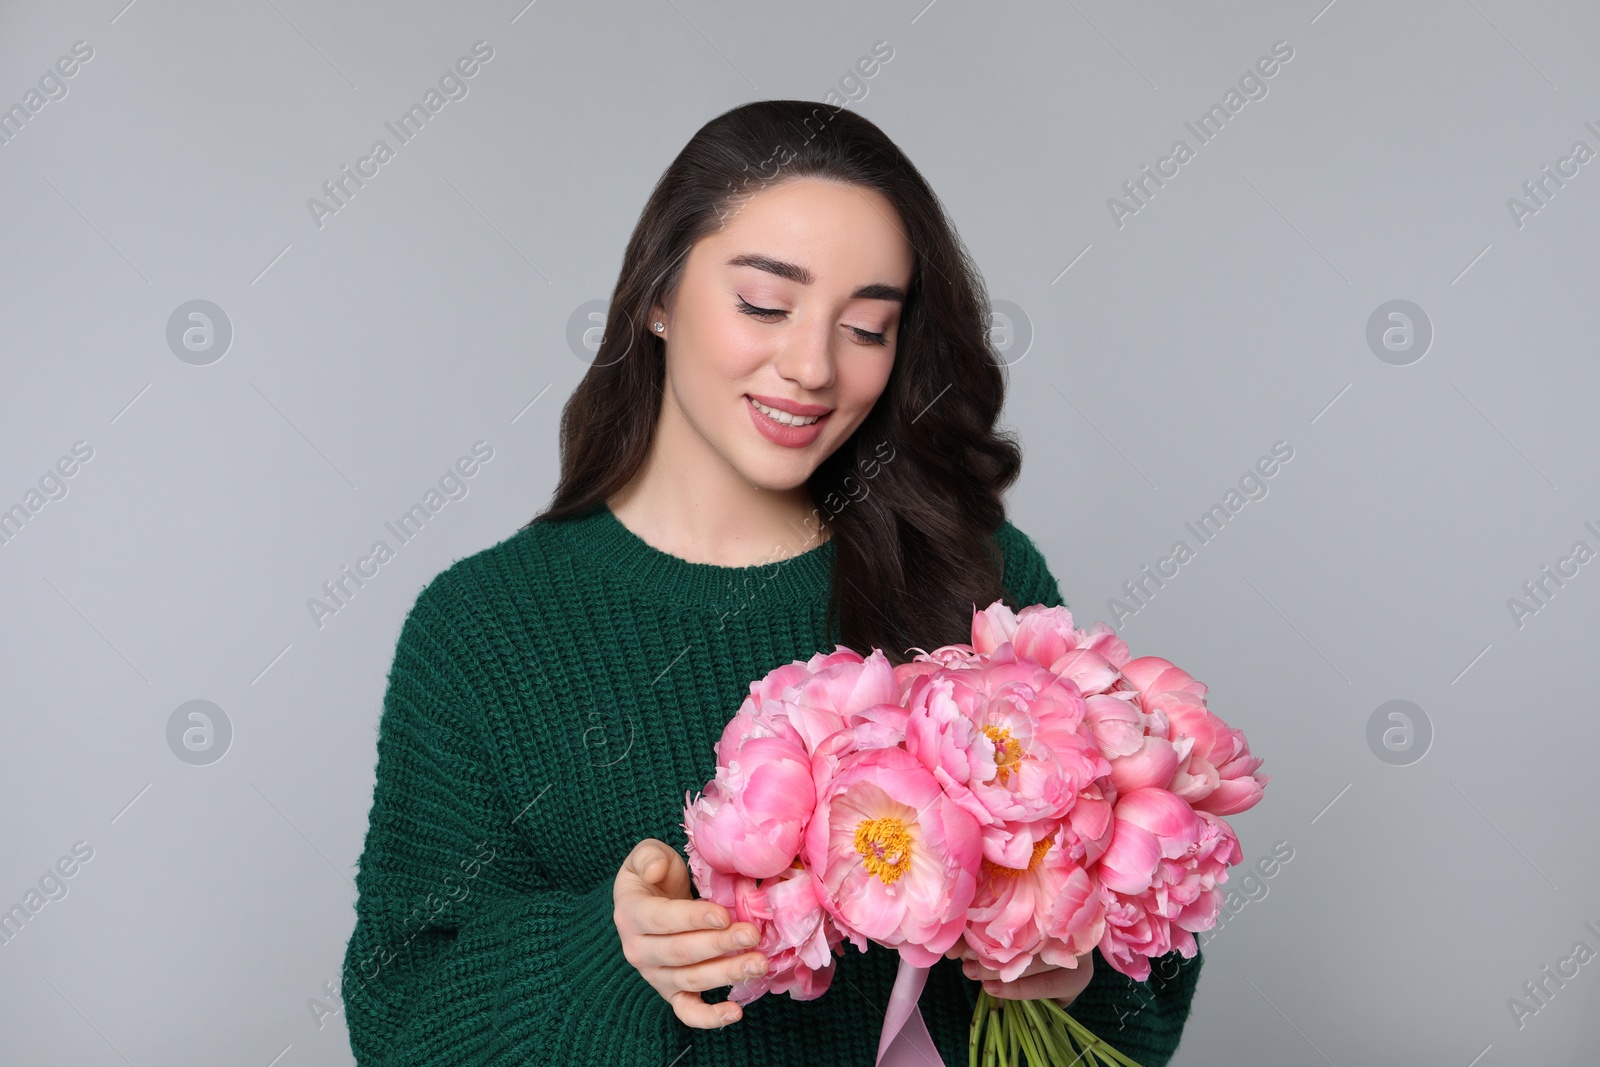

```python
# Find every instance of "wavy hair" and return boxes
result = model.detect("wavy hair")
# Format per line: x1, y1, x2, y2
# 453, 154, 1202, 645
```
527, 100, 1025, 663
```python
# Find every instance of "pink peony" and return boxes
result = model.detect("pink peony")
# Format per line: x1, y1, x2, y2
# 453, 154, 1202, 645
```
788, 646, 907, 745
1093, 787, 1242, 981
1097, 892, 1173, 981
890, 645, 977, 722
972, 601, 1130, 698
1096, 786, 1203, 896
1120, 656, 1269, 816
1098, 873, 1221, 982
697, 649, 913, 877
902, 661, 1109, 870
726, 646, 904, 757
964, 826, 1107, 982
684, 845, 842, 1003
1143, 809, 1238, 939
683, 703, 815, 879
1082, 692, 1144, 760
899, 641, 981, 672
804, 746, 982, 967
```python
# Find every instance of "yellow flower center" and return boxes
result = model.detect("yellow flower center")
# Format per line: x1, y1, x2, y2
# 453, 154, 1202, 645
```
983, 724, 1024, 785
854, 817, 913, 885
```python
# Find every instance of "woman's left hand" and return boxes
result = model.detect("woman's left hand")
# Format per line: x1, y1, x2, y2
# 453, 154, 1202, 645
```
945, 936, 1095, 1008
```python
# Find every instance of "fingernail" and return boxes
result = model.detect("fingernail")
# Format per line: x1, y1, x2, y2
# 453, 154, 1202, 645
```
707, 912, 728, 929
735, 928, 758, 947
719, 1009, 738, 1026
743, 956, 767, 976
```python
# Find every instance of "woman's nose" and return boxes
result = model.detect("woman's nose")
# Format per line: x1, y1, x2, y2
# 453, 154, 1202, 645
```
776, 323, 837, 391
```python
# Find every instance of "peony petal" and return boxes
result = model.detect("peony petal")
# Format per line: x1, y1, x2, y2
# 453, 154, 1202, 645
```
1108, 735, 1182, 793
1097, 821, 1162, 895
971, 600, 1023, 655
1114, 787, 1203, 851
1192, 774, 1267, 815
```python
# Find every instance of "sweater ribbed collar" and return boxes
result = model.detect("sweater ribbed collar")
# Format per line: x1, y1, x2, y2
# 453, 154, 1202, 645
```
556, 503, 836, 610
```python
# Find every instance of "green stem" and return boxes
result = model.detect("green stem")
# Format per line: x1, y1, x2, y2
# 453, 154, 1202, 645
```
971, 989, 989, 1067
985, 996, 1005, 1067
1021, 998, 1087, 1067
973, 990, 1148, 1067
1008, 999, 1049, 1067
977, 996, 1144, 1067
1040, 1001, 1144, 1067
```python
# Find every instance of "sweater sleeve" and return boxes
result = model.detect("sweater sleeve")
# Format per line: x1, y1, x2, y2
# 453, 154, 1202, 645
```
992, 518, 1203, 1067
340, 575, 675, 1065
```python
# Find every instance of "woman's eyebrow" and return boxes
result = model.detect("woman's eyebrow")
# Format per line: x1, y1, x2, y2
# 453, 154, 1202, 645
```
725, 253, 906, 304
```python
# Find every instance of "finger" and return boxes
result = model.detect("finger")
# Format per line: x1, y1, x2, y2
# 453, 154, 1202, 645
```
656, 851, 692, 900
626, 892, 735, 937
965, 945, 1078, 980
621, 840, 696, 906
961, 957, 1047, 983
668, 989, 744, 1029
667, 948, 770, 993
984, 966, 1094, 1003
637, 924, 763, 968
624, 839, 676, 884
960, 958, 1001, 982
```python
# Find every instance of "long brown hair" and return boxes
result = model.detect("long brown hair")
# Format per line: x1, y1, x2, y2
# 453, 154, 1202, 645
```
527, 100, 1024, 663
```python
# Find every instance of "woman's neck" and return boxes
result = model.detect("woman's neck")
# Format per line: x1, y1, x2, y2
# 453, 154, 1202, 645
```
605, 475, 828, 569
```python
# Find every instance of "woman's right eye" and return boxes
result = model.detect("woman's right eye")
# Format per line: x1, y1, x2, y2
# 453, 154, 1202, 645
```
736, 297, 785, 321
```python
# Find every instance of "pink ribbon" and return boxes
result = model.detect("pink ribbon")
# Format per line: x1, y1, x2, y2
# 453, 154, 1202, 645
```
874, 959, 943, 1066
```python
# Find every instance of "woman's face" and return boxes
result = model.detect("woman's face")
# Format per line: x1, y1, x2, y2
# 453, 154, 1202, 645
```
650, 177, 914, 494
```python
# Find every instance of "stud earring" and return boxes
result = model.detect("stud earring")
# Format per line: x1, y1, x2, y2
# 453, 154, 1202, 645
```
653, 322, 665, 332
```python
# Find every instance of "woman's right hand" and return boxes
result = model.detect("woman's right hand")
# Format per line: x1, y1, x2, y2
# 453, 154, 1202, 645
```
613, 838, 769, 1028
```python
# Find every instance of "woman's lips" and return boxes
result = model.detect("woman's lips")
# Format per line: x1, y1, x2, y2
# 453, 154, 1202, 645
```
746, 392, 833, 417
746, 395, 829, 448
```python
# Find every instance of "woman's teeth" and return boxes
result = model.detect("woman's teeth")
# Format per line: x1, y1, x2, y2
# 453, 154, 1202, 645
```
749, 398, 821, 426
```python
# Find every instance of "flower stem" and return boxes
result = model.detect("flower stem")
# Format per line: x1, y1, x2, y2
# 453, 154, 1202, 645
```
970, 988, 990, 1067
969, 992, 1147, 1067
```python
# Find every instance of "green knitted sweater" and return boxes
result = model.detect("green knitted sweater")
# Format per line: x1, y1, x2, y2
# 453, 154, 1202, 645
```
341, 503, 1202, 1066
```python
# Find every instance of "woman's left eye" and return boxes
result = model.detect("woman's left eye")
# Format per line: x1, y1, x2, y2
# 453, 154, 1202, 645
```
736, 298, 889, 347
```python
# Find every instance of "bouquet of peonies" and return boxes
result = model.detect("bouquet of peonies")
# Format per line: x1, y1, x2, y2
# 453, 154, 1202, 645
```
682, 601, 1268, 1067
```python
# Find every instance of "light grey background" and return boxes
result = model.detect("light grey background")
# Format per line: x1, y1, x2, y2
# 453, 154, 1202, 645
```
2, 0, 1597, 1064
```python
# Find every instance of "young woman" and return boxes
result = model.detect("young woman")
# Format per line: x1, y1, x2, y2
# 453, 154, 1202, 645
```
342, 100, 1201, 1066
